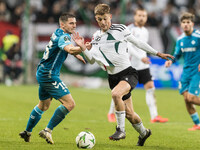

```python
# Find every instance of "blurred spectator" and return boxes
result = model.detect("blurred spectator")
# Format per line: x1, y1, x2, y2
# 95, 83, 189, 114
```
48, 1, 62, 23
10, 4, 24, 26
160, 0, 179, 53
35, 5, 50, 23
1, 32, 22, 86
0, 0, 11, 22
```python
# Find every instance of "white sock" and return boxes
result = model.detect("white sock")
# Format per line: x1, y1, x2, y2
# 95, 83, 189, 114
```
26, 131, 32, 136
132, 122, 146, 138
108, 99, 115, 114
45, 127, 52, 133
146, 88, 158, 119
115, 111, 125, 132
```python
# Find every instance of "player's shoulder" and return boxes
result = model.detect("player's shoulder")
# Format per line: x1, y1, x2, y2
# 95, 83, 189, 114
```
54, 28, 65, 36
109, 24, 127, 32
191, 29, 200, 38
177, 33, 186, 41
93, 30, 101, 37
127, 23, 134, 29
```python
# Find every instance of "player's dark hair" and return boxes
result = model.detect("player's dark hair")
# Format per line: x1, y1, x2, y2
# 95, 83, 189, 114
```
180, 12, 195, 22
94, 4, 110, 16
59, 12, 75, 22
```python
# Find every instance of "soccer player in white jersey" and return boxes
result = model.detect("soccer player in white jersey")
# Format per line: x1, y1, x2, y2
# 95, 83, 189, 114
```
73, 4, 174, 146
165, 12, 200, 131
107, 8, 168, 123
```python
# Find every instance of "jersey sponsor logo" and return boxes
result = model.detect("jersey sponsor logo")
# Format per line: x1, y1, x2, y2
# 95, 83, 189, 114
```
95, 36, 101, 41
181, 47, 196, 52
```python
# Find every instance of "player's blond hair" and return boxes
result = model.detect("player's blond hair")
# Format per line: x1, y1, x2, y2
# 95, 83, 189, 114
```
94, 4, 110, 16
180, 12, 195, 22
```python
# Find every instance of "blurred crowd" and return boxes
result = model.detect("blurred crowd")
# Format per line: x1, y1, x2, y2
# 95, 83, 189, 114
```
0, 0, 200, 26
0, 0, 200, 85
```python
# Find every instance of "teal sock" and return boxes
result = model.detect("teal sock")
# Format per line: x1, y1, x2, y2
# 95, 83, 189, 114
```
190, 112, 200, 125
47, 105, 69, 130
26, 106, 44, 132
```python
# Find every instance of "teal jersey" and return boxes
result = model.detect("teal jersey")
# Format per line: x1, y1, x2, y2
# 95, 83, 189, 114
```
36, 28, 72, 82
174, 29, 200, 80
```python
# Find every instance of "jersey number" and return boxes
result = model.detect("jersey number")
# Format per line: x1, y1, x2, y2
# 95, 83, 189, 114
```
52, 81, 67, 90
43, 40, 53, 60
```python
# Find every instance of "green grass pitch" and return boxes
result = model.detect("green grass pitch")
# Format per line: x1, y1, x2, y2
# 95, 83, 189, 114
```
0, 85, 200, 150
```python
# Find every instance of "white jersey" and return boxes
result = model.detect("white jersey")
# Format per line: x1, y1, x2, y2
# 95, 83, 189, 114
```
127, 23, 149, 70
83, 24, 158, 75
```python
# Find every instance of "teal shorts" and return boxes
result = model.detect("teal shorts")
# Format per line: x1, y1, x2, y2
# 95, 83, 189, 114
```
38, 79, 70, 100
179, 73, 200, 96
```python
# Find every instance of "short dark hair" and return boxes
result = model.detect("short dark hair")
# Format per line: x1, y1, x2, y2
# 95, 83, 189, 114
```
59, 12, 75, 22
180, 12, 195, 22
94, 4, 110, 16
134, 8, 147, 15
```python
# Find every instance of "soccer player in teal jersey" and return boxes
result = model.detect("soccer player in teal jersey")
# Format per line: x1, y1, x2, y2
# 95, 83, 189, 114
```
165, 12, 200, 131
19, 12, 86, 144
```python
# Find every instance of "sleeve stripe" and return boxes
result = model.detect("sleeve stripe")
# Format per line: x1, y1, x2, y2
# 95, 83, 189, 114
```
110, 24, 126, 31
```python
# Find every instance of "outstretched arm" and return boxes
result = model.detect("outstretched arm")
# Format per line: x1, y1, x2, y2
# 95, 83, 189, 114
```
127, 35, 174, 60
73, 32, 96, 64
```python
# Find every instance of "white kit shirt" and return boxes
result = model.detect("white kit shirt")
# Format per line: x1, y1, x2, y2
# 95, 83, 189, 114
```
127, 23, 150, 70
83, 24, 157, 75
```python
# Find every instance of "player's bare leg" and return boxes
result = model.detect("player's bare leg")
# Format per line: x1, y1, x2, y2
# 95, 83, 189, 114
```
186, 93, 200, 105
125, 97, 151, 146
109, 81, 130, 140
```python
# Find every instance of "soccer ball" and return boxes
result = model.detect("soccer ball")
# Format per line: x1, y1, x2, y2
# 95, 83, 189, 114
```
76, 131, 95, 149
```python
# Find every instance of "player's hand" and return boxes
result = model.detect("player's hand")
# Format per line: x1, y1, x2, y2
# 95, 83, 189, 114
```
157, 52, 174, 61
74, 54, 86, 64
72, 32, 84, 47
85, 42, 92, 50
141, 57, 151, 64
165, 60, 173, 68
198, 64, 200, 72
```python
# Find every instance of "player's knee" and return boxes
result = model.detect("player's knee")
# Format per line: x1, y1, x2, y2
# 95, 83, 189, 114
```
65, 100, 75, 111
111, 90, 121, 100
187, 94, 196, 103
38, 102, 50, 111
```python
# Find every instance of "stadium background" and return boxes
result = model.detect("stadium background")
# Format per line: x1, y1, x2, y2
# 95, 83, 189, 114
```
0, 0, 198, 88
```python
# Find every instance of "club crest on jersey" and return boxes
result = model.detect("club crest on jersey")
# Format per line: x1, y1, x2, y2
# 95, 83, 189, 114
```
191, 40, 195, 45
64, 36, 70, 43
95, 36, 101, 41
